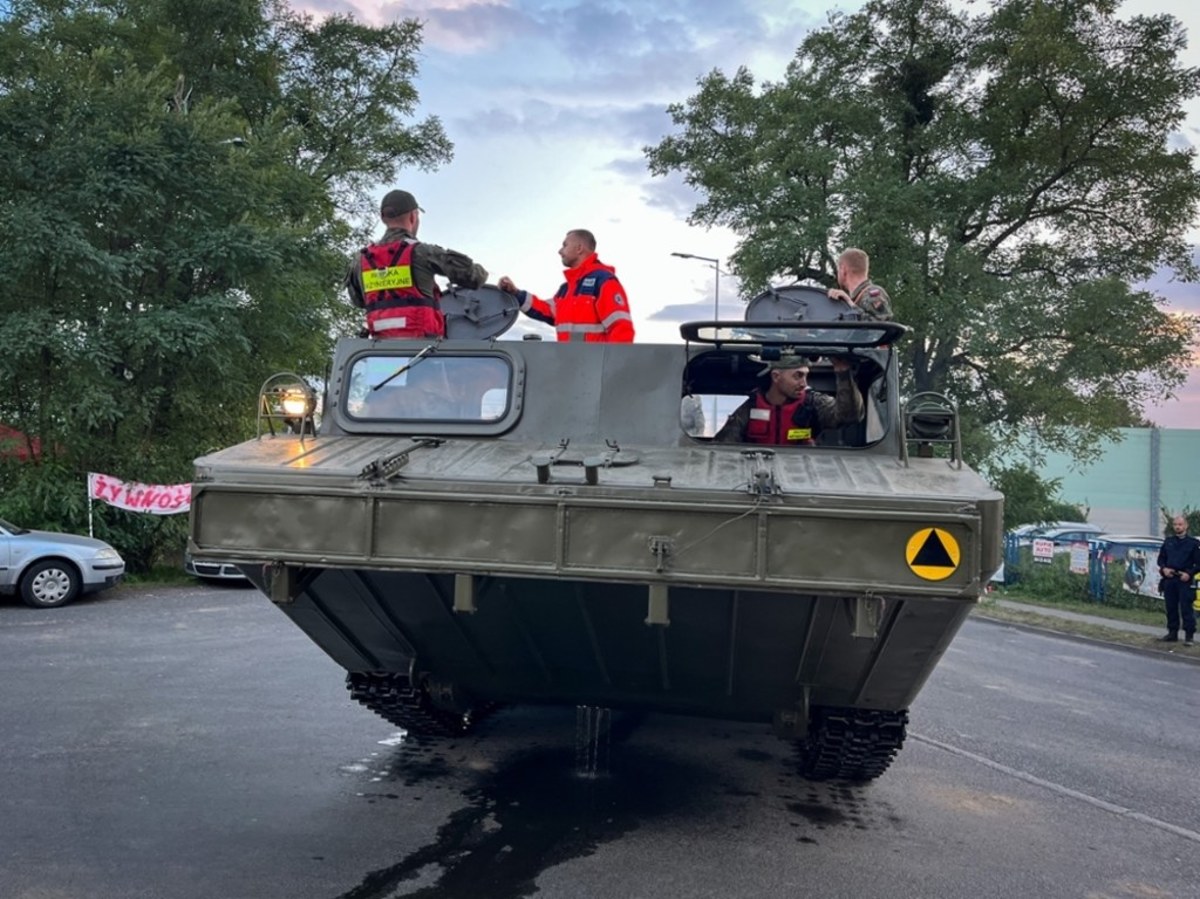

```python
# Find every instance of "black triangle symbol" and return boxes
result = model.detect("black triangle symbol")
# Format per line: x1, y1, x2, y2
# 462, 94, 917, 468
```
913, 531, 955, 568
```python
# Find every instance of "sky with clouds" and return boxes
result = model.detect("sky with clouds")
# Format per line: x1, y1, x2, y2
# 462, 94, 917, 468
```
308, 0, 1200, 427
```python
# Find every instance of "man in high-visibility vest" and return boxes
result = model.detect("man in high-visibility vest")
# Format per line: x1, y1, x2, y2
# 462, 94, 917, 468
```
346, 190, 487, 339
498, 229, 634, 342
714, 356, 863, 445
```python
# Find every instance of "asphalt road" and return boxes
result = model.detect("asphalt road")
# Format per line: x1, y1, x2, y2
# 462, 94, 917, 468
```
2, 585, 1198, 899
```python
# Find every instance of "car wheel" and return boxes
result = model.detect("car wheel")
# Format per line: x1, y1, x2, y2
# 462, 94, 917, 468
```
19, 559, 82, 608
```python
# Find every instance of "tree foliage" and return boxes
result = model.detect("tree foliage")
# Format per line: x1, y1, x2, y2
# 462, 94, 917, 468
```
988, 464, 1087, 530
646, 0, 1200, 464
0, 0, 450, 565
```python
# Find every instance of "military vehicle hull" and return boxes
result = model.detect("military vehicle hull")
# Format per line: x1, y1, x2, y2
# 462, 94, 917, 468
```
192, 314, 1001, 780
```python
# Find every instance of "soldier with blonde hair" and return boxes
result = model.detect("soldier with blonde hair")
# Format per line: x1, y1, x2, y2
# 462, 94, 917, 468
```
828, 248, 892, 320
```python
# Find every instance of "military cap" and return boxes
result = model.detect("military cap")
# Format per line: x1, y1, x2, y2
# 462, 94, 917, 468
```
380, 190, 423, 218
752, 353, 818, 376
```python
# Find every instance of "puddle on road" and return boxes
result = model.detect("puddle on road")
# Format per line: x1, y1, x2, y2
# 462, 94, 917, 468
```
335, 715, 904, 898
574, 706, 611, 779
334, 711, 710, 899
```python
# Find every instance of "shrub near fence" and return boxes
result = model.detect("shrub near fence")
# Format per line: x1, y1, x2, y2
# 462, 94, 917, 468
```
1003, 544, 1170, 613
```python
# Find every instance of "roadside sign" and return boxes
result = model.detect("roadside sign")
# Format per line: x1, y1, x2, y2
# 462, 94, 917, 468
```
1032, 538, 1054, 563
1068, 541, 1089, 574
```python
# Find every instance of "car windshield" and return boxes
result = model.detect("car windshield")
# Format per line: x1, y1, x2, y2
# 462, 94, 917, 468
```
0, 518, 29, 535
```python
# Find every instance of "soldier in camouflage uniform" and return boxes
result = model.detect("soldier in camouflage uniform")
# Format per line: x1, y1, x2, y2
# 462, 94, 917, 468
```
345, 190, 488, 339
713, 356, 863, 446
828, 247, 892, 321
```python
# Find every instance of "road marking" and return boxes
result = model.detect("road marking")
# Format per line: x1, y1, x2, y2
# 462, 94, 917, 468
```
912, 732, 1200, 845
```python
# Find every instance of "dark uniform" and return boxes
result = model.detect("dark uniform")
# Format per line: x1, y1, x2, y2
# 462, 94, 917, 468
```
714, 368, 864, 444
1157, 532, 1200, 641
849, 279, 893, 321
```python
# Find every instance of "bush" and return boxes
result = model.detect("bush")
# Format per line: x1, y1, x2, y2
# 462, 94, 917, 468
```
1007, 551, 1091, 602
1005, 541, 1167, 612
0, 460, 187, 574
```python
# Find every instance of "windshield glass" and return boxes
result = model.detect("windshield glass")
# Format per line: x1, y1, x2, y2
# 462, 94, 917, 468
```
0, 518, 27, 535
345, 354, 512, 423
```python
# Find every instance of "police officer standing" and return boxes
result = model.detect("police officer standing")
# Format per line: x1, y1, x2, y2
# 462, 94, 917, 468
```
1156, 514, 1200, 644
346, 190, 488, 339
827, 248, 893, 320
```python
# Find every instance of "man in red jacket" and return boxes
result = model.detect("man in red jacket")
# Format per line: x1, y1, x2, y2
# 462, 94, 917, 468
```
499, 229, 634, 342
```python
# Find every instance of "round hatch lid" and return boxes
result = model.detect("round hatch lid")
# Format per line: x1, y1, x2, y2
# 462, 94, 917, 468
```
744, 284, 863, 324
442, 285, 522, 340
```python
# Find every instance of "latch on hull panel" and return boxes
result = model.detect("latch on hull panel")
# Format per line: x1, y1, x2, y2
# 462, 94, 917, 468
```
851, 595, 885, 639
268, 562, 299, 605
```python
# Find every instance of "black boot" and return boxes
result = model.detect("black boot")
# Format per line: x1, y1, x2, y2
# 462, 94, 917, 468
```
1186, 633, 1195, 646
1158, 633, 1178, 643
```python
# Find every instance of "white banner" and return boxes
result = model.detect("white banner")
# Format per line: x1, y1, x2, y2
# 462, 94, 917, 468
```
87, 472, 191, 515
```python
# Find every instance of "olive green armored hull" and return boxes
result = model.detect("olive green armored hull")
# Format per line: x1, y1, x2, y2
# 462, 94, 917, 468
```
191, 314, 1001, 779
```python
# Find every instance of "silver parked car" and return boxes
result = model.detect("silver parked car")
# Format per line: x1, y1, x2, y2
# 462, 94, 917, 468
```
0, 518, 126, 608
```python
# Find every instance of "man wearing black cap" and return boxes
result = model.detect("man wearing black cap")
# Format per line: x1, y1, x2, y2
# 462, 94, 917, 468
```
346, 190, 488, 339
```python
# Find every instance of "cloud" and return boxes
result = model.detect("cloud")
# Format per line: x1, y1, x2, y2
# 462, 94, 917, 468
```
648, 300, 717, 323
1139, 259, 1200, 315
633, 168, 700, 219
392, 0, 819, 108
450, 100, 671, 145
1144, 366, 1200, 428
414, 2, 538, 54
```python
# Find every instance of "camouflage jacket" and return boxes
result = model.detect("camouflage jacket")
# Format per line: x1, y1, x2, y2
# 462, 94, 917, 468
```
850, 279, 893, 321
345, 227, 487, 308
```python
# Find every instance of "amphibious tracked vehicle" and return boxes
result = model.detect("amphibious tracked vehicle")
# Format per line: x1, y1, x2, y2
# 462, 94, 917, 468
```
189, 284, 1002, 781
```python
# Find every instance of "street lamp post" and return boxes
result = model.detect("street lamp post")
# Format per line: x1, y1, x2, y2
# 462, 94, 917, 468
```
672, 251, 724, 435
670, 251, 722, 324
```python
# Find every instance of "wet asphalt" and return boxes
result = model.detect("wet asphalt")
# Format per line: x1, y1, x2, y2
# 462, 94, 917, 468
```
2, 584, 1198, 899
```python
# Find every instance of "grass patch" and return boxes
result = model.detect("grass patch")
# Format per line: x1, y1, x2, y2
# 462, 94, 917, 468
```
987, 588, 1162, 627
972, 597, 1198, 657
121, 564, 195, 587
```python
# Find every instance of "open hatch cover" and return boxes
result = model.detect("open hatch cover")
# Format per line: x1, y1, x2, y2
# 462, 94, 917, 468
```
442, 285, 521, 340
680, 283, 908, 348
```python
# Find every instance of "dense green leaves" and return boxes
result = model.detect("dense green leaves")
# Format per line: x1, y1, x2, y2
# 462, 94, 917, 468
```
989, 464, 1087, 530
0, 0, 449, 564
646, 0, 1200, 464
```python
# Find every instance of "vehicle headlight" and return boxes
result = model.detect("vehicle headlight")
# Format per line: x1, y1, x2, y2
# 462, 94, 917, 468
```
93, 548, 122, 563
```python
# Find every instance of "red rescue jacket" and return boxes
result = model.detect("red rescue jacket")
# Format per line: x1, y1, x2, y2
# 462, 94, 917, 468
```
520, 253, 634, 342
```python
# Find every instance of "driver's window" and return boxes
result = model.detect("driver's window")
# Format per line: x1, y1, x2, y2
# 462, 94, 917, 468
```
678, 351, 887, 447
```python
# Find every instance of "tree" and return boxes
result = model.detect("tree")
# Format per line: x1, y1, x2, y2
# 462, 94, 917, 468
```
0, 0, 450, 565
646, 0, 1200, 465
989, 464, 1087, 530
